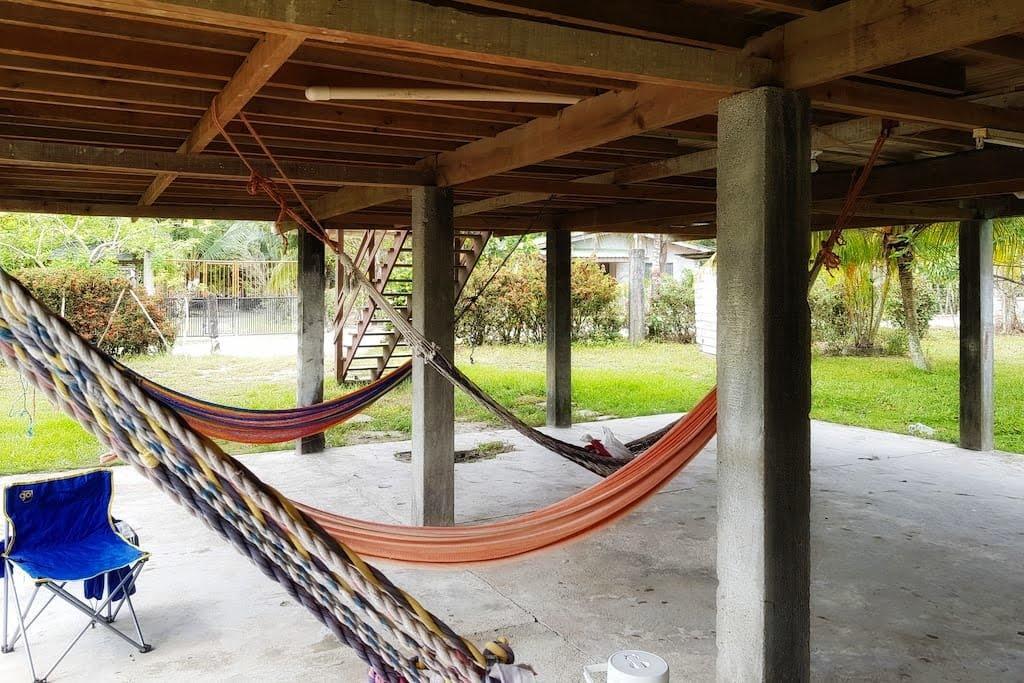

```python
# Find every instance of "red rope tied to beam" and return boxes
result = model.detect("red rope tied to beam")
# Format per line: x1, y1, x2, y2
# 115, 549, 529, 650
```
810, 119, 899, 283
209, 101, 338, 253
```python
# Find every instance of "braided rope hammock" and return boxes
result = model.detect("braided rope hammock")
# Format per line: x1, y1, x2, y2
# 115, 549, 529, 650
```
0, 266, 508, 682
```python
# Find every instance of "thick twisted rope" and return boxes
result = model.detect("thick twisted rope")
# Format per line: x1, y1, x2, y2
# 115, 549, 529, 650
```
0, 267, 492, 682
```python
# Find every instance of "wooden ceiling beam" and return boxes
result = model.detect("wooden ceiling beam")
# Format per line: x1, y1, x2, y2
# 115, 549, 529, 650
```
961, 36, 1024, 64
0, 197, 278, 220
310, 86, 723, 220
445, 0, 768, 49
55, 0, 772, 90
0, 139, 432, 187
727, 0, 823, 17
138, 32, 304, 206
806, 80, 1024, 133
814, 146, 1024, 202
813, 199, 975, 221
454, 115, 930, 220
556, 196, 977, 230
458, 176, 716, 203
753, 0, 1024, 89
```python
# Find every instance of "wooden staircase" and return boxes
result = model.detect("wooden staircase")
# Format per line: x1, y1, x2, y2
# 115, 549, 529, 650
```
334, 229, 491, 382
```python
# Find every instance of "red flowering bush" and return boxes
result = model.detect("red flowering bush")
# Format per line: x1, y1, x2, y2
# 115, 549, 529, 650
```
15, 267, 175, 357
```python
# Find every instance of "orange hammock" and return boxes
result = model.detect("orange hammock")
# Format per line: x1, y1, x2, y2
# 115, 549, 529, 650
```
296, 388, 717, 566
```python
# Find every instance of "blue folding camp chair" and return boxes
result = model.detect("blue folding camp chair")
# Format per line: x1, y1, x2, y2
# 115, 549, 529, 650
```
2, 470, 152, 682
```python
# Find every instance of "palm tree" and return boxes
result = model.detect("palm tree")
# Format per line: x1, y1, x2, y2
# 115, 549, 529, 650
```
811, 228, 890, 350
880, 218, 1024, 367
883, 226, 930, 370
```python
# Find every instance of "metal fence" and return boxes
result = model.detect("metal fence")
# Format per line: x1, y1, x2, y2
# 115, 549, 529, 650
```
164, 295, 298, 337
169, 259, 298, 298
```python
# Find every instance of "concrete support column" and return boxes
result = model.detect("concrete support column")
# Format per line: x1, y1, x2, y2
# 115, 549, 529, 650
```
628, 246, 646, 344
296, 228, 326, 455
716, 87, 811, 683
959, 219, 994, 451
411, 187, 455, 526
546, 229, 572, 427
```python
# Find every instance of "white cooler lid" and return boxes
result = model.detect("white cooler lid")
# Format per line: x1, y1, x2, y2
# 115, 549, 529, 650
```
608, 650, 669, 683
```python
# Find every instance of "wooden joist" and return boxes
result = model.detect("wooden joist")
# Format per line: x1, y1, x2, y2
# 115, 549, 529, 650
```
446, 0, 767, 49
54, 0, 772, 91
806, 80, 1024, 133
813, 146, 1024, 202
139, 32, 304, 206
310, 86, 723, 220
455, 116, 933, 221
0, 198, 278, 220
758, 0, 1024, 89
813, 199, 975, 222
0, 139, 433, 187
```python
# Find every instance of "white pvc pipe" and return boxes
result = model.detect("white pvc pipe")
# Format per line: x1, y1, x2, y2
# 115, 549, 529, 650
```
305, 85, 579, 104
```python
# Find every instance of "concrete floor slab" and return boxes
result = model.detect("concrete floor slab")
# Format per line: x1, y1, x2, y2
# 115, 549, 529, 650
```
1, 416, 1022, 682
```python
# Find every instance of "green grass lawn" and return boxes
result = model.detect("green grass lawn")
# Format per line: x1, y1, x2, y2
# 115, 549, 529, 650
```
2, 332, 1022, 476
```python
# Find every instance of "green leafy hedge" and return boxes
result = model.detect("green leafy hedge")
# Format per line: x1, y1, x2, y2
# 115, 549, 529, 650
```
15, 267, 175, 357
647, 272, 696, 343
458, 254, 621, 344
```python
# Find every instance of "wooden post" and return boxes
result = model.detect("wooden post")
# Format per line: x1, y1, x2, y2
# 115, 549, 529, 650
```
335, 229, 346, 385
546, 228, 572, 427
297, 228, 326, 455
411, 187, 456, 526
628, 243, 646, 344
959, 219, 994, 451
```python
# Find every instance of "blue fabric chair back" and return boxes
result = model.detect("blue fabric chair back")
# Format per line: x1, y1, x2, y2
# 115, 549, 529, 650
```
5, 470, 115, 555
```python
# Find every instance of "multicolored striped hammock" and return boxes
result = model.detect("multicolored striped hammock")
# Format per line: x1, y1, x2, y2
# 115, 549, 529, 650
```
124, 361, 411, 444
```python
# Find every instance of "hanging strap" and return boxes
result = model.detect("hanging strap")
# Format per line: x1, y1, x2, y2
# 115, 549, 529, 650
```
809, 119, 899, 285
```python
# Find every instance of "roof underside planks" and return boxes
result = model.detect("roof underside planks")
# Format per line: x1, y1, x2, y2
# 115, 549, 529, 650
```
0, 0, 1020, 235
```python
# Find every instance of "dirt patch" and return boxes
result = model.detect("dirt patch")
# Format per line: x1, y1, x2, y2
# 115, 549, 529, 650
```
347, 430, 407, 444
393, 440, 514, 464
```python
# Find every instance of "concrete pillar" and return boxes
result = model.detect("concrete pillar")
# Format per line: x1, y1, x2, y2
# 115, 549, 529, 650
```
411, 187, 455, 526
959, 219, 994, 451
546, 229, 572, 427
715, 87, 811, 683
296, 228, 326, 454
628, 246, 646, 344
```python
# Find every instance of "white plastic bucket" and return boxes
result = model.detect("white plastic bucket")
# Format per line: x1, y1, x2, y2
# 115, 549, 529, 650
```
583, 650, 670, 683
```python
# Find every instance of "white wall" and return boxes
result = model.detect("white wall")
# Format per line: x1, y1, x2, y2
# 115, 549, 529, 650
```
694, 261, 717, 356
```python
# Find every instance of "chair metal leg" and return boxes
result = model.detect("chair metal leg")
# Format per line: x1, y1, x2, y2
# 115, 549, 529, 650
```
5, 584, 47, 649
5, 560, 152, 682
2, 558, 11, 654
3, 519, 11, 655
43, 561, 151, 652
9, 575, 40, 682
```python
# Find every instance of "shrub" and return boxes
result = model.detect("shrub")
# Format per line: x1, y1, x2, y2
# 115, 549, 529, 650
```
457, 254, 622, 344
647, 272, 696, 343
15, 266, 175, 357
879, 328, 909, 356
808, 283, 850, 354
571, 258, 622, 341
884, 283, 939, 335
